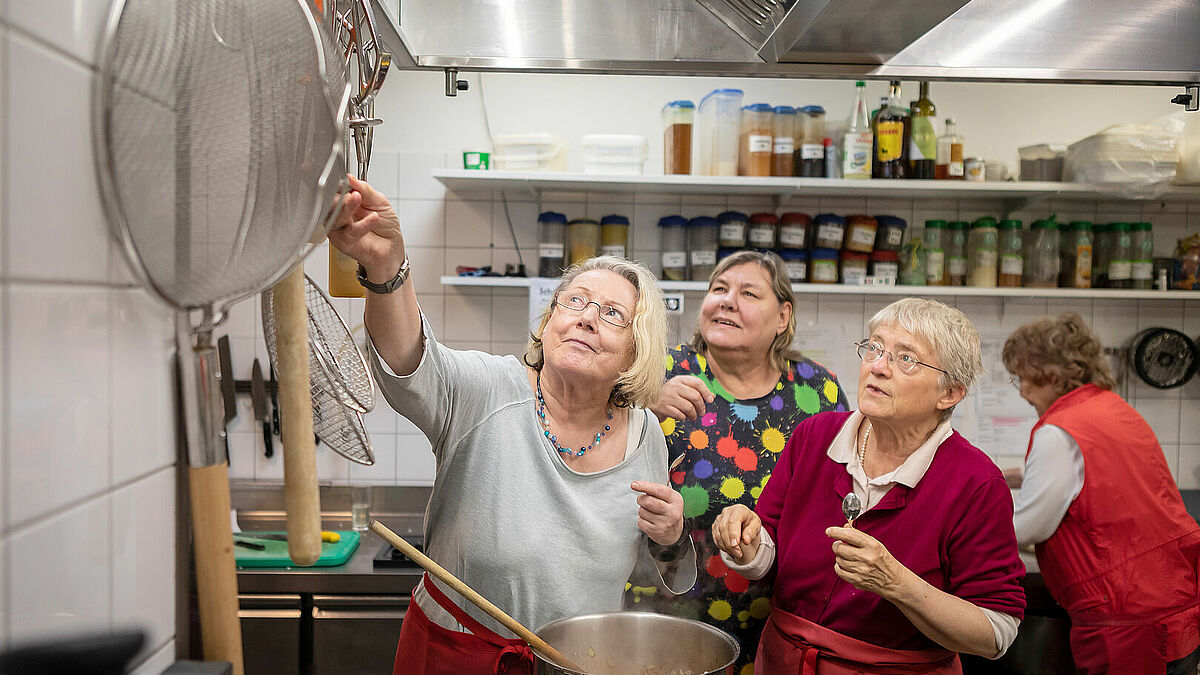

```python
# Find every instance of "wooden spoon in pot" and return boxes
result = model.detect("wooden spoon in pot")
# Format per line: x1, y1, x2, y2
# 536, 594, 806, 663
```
368, 521, 586, 673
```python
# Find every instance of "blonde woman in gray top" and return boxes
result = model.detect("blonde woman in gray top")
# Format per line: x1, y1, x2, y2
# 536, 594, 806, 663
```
329, 175, 696, 675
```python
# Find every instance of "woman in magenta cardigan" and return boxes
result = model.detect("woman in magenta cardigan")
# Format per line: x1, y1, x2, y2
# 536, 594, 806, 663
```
712, 298, 1025, 673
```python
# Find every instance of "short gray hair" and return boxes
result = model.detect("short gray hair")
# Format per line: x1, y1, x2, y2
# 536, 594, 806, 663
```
867, 298, 983, 421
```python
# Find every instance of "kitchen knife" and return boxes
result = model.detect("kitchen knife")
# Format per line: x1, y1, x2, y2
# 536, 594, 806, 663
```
268, 363, 280, 436
251, 359, 273, 458
237, 531, 341, 543
217, 336, 236, 427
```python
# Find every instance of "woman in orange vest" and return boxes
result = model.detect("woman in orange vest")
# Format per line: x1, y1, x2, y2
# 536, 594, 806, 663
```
1002, 313, 1200, 674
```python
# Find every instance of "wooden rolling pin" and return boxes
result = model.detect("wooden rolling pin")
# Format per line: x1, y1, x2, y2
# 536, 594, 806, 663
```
368, 521, 586, 673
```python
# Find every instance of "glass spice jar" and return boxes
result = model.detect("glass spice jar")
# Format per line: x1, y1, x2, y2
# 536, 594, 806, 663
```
946, 221, 968, 286
566, 218, 600, 266
537, 211, 568, 278
717, 211, 749, 249
778, 212, 810, 250
599, 214, 630, 259
967, 216, 999, 287
997, 219, 1024, 287
688, 216, 720, 280
658, 215, 689, 281
747, 212, 779, 249
922, 220, 948, 286
811, 213, 847, 250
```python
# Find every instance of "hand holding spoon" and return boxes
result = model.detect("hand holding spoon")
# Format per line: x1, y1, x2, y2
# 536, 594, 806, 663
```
841, 492, 862, 527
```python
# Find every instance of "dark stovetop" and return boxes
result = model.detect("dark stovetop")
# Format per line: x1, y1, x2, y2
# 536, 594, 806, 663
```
372, 534, 425, 570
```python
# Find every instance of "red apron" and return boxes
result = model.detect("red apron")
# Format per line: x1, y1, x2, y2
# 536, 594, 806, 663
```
1068, 599, 1200, 675
755, 603, 961, 675
392, 573, 535, 675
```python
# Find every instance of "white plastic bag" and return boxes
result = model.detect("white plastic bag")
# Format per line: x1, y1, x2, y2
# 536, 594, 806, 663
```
1065, 118, 1181, 199
1176, 112, 1200, 185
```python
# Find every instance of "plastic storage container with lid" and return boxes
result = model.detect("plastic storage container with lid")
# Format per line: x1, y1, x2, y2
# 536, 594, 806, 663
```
580, 135, 649, 175
1061, 221, 1093, 288
923, 220, 948, 285
697, 89, 744, 176
874, 215, 907, 252
967, 217, 999, 287
688, 216, 720, 281
812, 213, 846, 250
1107, 222, 1133, 289
899, 239, 926, 286
739, 103, 774, 177
870, 250, 900, 282
1023, 218, 1060, 288
662, 100, 695, 175
778, 249, 808, 283
998, 219, 1024, 287
537, 211, 568, 277
717, 211, 749, 249
566, 218, 600, 265
778, 212, 811, 250
748, 212, 779, 249
844, 215, 878, 253
840, 250, 869, 284
1019, 144, 1067, 181
772, 106, 796, 177
809, 248, 839, 284
599, 215, 630, 258
491, 133, 569, 171
797, 106, 827, 177
1131, 222, 1154, 289
947, 221, 968, 286
658, 215, 689, 280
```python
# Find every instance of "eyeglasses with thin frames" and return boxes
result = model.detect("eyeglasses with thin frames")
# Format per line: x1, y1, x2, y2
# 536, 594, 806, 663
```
855, 339, 948, 376
556, 293, 632, 328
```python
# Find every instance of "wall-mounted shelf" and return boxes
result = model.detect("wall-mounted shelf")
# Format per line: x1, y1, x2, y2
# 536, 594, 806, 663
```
433, 169, 1200, 206
441, 275, 1200, 301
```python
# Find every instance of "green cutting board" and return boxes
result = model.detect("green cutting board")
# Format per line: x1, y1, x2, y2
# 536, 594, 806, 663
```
234, 531, 360, 568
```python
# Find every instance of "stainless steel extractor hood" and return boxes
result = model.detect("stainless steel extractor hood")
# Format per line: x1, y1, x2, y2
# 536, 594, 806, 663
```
371, 0, 1200, 85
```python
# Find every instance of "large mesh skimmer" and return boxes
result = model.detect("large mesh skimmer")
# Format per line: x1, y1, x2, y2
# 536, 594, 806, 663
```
94, 0, 349, 670
263, 275, 375, 465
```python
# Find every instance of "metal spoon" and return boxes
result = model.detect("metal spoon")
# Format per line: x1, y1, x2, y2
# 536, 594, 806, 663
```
841, 492, 863, 526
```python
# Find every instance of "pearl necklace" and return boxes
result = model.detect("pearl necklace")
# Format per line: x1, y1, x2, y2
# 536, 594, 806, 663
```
536, 374, 613, 458
857, 421, 873, 513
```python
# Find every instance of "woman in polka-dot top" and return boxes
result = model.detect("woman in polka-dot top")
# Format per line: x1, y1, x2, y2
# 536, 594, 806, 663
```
625, 251, 847, 675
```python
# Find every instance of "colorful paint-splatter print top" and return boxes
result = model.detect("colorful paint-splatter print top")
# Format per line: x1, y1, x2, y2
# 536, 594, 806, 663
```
626, 344, 848, 674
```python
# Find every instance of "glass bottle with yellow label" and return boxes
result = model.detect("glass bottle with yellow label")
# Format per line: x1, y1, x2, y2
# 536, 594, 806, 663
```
872, 81, 908, 179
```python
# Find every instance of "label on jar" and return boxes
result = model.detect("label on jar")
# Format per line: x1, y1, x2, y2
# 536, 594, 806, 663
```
600, 245, 625, 258
948, 256, 968, 276
886, 227, 904, 247
720, 223, 745, 244
849, 226, 876, 248
877, 121, 904, 162
780, 226, 806, 247
926, 250, 946, 283
749, 227, 774, 246
662, 251, 687, 268
811, 259, 838, 283
872, 261, 899, 280
539, 243, 564, 259
1132, 261, 1154, 280
1108, 260, 1132, 280
749, 135, 772, 153
691, 250, 717, 265
816, 223, 844, 248
975, 250, 999, 267
801, 143, 824, 160
1001, 255, 1024, 276
773, 137, 794, 155
948, 161, 964, 177
965, 160, 985, 182
785, 260, 807, 282
842, 265, 866, 284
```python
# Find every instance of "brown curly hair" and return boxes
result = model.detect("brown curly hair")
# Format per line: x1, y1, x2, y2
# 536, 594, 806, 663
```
1002, 312, 1116, 394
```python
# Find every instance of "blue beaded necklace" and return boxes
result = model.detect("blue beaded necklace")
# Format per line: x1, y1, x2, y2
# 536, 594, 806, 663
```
536, 374, 613, 457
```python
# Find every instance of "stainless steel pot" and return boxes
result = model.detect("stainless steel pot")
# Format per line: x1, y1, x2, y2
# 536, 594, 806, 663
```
533, 611, 739, 675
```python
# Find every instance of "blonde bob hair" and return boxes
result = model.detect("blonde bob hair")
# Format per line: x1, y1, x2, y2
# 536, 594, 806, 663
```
689, 250, 800, 373
868, 298, 984, 422
524, 256, 666, 408
1001, 312, 1116, 395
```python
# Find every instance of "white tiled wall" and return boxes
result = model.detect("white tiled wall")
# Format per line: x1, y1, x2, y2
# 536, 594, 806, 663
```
1, 2, 179, 670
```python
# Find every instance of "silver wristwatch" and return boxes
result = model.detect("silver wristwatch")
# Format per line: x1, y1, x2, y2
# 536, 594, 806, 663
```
356, 256, 410, 294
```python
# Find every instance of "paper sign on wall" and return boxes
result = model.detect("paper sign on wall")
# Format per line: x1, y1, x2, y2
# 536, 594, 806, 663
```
528, 278, 559, 329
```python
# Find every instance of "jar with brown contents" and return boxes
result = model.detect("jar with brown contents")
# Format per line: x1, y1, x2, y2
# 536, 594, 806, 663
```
771, 106, 796, 177
662, 100, 694, 175
738, 103, 773, 177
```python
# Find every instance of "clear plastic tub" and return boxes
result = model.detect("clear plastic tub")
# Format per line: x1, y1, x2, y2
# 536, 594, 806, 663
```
717, 211, 748, 249
697, 89, 744, 176
662, 101, 695, 175
688, 216, 720, 280
580, 134, 648, 175
659, 215, 689, 281
492, 133, 568, 171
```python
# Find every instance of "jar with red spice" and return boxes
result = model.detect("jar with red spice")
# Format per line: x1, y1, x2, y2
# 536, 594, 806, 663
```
778, 212, 810, 250
840, 249, 870, 284
747, 212, 779, 249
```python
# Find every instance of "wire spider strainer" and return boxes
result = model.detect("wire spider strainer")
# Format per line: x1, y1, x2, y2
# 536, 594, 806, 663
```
264, 275, 375, 465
